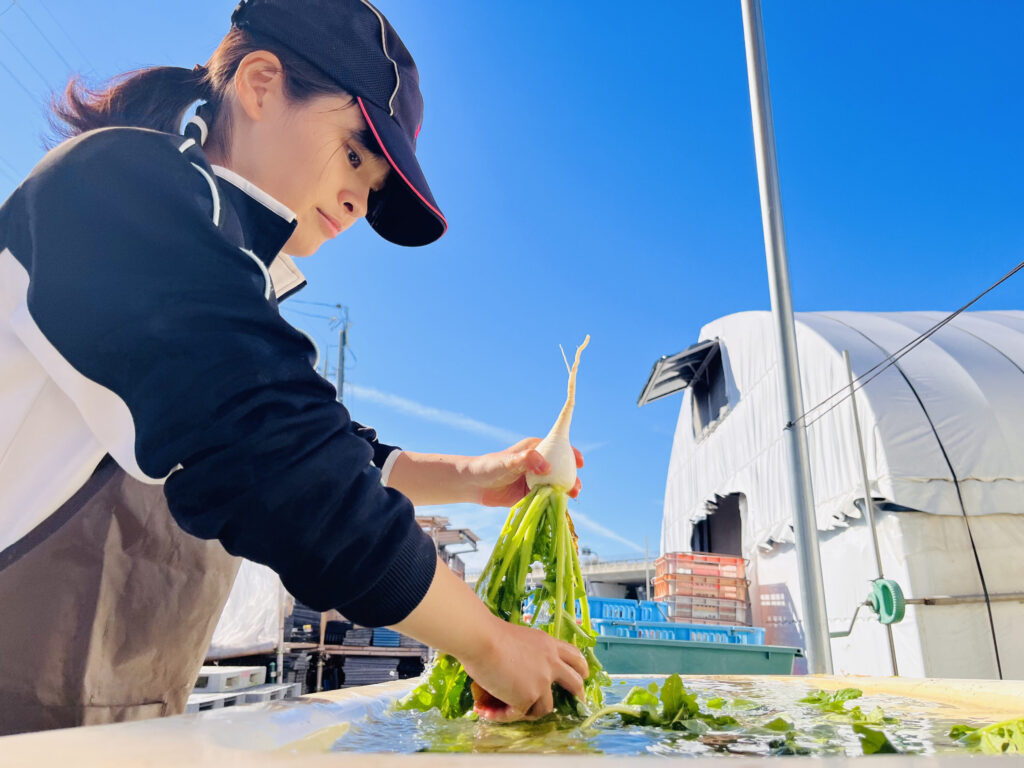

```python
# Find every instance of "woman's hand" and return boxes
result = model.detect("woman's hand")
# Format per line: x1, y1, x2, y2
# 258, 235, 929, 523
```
462, 619, 589, 722
392, 556, 589, 722
468, 437, 584, 507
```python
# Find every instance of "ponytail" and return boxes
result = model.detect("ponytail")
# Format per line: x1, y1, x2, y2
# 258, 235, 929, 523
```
49, 65, 213, 144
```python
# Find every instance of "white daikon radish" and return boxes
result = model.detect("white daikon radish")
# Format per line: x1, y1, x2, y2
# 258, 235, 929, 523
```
526, 335, 590, 491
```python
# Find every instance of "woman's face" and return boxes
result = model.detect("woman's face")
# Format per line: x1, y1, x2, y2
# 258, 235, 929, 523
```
219, 53, 392, 257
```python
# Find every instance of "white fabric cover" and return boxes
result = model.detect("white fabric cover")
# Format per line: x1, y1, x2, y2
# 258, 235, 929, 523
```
661, 310, 1024, 552
206, 559, 282, 660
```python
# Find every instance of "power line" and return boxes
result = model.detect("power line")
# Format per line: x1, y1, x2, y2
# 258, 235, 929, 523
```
289, 298, 344, 309
0, 152, 19, 176
792, 257, 1024, 432
0, 53, 40, 105
13, 0, 74, 72
30, 0, 97, 75
280, 306, 336, 322
0, 25, 55, 91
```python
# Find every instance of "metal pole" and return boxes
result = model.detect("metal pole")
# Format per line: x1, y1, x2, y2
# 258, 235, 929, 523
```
739, 0, 833, 674
645, 536, 651, 602
336, 307, 348, 403
276, 580, 285, 687
843, 350, 899, 676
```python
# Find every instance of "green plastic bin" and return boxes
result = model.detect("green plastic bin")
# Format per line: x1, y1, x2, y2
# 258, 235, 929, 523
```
593, 636, 801, 675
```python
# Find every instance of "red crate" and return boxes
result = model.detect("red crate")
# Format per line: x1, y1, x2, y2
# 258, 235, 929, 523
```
653, 573, 748, 601
655, 595, 748, 625
655, 552, 746, 580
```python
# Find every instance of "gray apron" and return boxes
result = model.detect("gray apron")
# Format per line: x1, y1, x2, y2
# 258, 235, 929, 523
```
0, 455, 240, 735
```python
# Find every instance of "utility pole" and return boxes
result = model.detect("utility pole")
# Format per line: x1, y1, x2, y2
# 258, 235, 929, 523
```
335, 306, 350, 404
739, 0, 833, 673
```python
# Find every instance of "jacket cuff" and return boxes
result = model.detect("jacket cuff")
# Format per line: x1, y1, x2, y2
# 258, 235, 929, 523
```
379, 449, 402, 487
337, 523, 437, 627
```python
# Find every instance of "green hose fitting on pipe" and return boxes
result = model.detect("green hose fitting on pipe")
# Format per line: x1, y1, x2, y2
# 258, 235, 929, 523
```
869, 579, 906, 625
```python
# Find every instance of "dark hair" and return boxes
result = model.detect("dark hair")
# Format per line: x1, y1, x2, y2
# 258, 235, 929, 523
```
48, 27, 383, 159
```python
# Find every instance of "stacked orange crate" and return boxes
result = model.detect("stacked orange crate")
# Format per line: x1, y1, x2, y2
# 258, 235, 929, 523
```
653, 552, 749, 625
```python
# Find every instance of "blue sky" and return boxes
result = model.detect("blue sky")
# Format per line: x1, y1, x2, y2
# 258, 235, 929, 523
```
2, 2, 1023, 571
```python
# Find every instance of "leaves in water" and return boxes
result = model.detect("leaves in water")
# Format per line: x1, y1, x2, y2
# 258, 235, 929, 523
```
764, 716, 794, 732
660, 674, 699, 725
950, 718, 1024, 754
799, 687, 863, 714
706, 697, 724, 709
853, 723, 900, 754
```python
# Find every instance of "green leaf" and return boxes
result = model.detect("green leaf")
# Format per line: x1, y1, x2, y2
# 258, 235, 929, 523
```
949, 724, 975, 740
706, 697, 724, 709
676, 719, 710, 736
853, 724, 900, 754
729, 698, 758, 711
618, 686, 662, 726
764, 717, 794, 732
660, 674, 699, 725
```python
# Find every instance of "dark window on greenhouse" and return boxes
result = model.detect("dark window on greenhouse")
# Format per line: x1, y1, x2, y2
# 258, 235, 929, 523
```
691, 344, 729, 438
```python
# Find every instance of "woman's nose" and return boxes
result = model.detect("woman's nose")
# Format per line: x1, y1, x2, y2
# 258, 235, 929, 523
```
339, 190, 367, 219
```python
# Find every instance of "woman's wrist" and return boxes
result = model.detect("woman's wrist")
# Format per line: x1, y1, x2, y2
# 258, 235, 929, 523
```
386, 451, 479, 506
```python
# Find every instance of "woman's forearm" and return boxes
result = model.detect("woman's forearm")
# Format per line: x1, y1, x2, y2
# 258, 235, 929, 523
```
386, 451, 476, 506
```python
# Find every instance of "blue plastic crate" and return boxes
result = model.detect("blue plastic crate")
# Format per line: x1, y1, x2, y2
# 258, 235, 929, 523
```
638, 600, 671, 622
668, 621, 766, 645
634, 621, 679, 641
590, 619, 636, 638
725, 626, 766, 645
585, 597, 638, 621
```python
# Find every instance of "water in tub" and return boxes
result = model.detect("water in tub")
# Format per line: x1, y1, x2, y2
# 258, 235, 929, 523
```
327, 676, 989, 756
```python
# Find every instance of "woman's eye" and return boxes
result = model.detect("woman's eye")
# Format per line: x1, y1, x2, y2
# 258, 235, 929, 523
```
347, 147, 362, 169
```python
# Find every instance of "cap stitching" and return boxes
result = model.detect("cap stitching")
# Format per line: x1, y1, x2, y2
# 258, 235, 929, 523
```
359, 0, 400, 116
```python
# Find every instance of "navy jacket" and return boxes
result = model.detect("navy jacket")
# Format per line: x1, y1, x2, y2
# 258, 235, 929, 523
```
0, 125, 436, 626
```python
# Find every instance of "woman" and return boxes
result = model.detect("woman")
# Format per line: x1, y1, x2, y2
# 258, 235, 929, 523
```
0, 0, 587, 734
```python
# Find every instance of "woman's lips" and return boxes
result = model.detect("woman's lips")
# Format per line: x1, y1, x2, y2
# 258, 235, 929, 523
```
317, 208, 342, 237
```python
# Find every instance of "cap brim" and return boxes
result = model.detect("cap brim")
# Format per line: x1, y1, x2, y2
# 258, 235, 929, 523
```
357, 97, 447, 247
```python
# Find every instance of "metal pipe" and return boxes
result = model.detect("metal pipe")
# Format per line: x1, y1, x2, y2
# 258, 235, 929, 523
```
843, 350, 899, 675
276, 580, 285, 687
906, 592, 1024, 606
739, 0, 833, 674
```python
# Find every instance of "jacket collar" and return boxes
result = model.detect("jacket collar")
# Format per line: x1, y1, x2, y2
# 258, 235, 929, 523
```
210, 166, 307, 299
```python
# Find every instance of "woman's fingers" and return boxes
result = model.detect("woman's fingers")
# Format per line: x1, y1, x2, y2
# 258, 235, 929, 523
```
568, 477, 582, 499
554, 662, 586, 700
573, 445, 584, 468
525, 686, 555, 720
523, 448, 551, 475
559, 641, 590, 680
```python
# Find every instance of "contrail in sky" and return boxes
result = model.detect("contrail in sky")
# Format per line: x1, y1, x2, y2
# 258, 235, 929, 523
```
346, 383, 524, 444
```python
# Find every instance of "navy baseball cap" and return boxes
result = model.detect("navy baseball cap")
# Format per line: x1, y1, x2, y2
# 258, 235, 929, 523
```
230, 0, 447, 247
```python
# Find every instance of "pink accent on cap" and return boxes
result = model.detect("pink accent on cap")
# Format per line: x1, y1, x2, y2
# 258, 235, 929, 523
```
415, 123, 422, 139
357, 97, 447, 232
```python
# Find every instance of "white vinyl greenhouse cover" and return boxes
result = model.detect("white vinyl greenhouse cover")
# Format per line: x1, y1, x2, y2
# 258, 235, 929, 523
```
661, 310, 1024, 553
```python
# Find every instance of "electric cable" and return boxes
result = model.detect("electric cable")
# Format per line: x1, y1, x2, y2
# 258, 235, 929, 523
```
13, 0, 74, 71
0, 54, 40, 104
0, 25, 56, 90
30, 0, 98, 75
789, 257, 1024, 432
280, 306, 336, 322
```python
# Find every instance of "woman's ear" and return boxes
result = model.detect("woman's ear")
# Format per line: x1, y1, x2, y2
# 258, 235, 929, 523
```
233, 50, 286, 121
